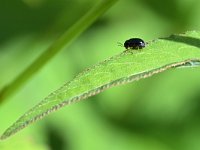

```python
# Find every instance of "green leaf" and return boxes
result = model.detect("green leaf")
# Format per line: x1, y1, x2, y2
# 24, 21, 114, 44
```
1, 31, 200, 140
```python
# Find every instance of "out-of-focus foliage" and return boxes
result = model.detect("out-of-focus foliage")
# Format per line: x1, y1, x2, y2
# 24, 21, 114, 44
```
0, 0, 200, 150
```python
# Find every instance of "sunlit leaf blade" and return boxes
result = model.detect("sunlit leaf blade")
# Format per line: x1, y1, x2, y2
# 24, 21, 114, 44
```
1, 31, 200, 140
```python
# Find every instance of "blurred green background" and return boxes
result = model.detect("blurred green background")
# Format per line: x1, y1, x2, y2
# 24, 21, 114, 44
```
1, 0, 200, 149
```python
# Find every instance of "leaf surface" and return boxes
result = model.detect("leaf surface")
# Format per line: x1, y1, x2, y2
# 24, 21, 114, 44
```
1, 31, 200, 140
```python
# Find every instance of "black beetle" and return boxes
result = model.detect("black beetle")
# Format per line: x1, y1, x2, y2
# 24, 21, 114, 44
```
124, 38, 145, 49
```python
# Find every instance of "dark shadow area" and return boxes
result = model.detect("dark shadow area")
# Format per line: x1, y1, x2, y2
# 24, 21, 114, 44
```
189, 90, 200, 117
135, 0, 197, 32
137, 0, 181, 21
0, 0, 90, 44
162, 35, 200, 49
45, 124, 69, 150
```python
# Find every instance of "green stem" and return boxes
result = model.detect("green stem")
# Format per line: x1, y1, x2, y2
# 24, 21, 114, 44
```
0, 0, 118, 103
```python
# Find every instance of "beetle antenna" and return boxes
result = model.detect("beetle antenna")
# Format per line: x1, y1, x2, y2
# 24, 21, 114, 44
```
117, 42, 123, 47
